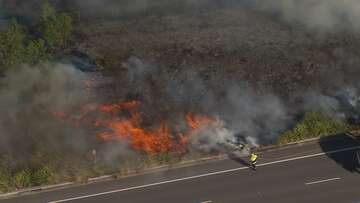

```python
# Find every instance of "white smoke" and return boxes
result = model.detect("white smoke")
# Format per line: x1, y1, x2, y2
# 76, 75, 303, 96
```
68, 0, 360, 31
4, 0, 360, 32
0, 63, 94, 160
188, 118, 235, 151
188, 117, 261, 155
303, 91, 342, 117
121, 56, 291, 152
303, 87, 360, 122
253, 0, 360, 31
219, 85, 290, 144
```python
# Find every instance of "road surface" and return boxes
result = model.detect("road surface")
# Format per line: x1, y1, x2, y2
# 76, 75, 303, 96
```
2, 134, 360, 203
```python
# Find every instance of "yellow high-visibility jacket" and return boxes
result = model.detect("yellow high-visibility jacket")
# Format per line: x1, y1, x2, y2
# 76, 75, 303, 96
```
250, 153, 258, 162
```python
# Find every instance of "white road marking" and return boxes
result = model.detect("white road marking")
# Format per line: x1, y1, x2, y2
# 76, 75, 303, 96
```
305, 177, 341, 185
200, 201, 212, 203
49, 145, 360, 203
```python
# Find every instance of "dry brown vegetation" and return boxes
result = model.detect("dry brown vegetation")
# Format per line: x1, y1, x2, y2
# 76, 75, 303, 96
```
74, 6, 360, 101
1, 1, 360, 193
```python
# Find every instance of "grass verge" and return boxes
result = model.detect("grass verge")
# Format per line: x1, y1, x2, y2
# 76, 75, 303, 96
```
277, 112, 349, 145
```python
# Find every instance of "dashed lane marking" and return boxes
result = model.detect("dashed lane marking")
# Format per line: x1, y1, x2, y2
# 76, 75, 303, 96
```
305, 177, 341, 185
49, 145, 360, 203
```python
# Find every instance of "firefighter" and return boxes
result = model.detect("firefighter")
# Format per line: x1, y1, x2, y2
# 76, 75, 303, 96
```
250, 152, 258, 170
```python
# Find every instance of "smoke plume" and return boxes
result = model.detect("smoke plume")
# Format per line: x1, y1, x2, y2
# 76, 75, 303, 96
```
3, 0, 360, 32
252, 0, 360, 31
0, 63, 95, 162
1, 0, 360, 162
120, 57, 290, 151
67, 0, 360, 31
303, 88, 360, 123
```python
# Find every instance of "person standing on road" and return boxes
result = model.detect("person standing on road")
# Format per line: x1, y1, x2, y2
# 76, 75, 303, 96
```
250, 152, 258, 170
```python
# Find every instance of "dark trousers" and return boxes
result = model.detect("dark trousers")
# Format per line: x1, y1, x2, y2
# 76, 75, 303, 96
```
251, 160, 257, 169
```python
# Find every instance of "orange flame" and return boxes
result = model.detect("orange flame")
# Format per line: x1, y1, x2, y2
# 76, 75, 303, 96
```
99, 101, 140, 114
186, 113, 214, 130
53, 101, 214, 154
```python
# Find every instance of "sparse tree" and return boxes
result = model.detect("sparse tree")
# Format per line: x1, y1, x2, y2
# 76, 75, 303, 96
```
39, 1, 73, 49
24, 39, 49, 64
0, 19, 26, 68
40, 0, 56, 21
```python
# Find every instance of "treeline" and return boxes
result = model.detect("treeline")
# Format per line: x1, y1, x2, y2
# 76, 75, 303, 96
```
0, 1, 73, 71
0, 1, 74, 192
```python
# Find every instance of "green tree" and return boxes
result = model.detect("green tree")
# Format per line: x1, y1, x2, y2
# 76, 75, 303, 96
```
40, 1, 73, 49
24, 39, 49, 64
0, 19, 26, 68
40, 0, 56, 21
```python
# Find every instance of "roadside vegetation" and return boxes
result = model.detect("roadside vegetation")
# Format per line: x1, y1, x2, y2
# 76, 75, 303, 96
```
0, 0, 360, 195
0, 1, 75, 192
0, 1, 189, 193
277, 112, 349, 145
0, 150, 188, 192
0, 112, 353, 193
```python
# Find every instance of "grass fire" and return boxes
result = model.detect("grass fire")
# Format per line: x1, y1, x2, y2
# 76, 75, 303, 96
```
0, 0, 359, 195
54, 100, 215, 155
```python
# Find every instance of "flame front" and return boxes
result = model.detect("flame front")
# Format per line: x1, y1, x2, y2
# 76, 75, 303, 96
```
96, 102, 214, 154
54, 101, 214, 154
96, 115, 173, 154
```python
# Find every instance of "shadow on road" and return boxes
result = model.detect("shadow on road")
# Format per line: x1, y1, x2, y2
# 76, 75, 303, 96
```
227, 153, 250, 167
319, 133, 360, 173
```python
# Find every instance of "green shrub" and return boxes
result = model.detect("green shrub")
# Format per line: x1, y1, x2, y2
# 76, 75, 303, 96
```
154, 153, 171, 164
277, 112, 348, 145
91, 163, 111, 176
13, 169, 32, 189
31, 167, 51, 186
24, 39, 49, 64
153, 152, 181, 165
0, 171, 13, 192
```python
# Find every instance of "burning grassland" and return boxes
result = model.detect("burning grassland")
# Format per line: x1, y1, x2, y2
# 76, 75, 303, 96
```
0, 57, 359, 192
1, 0, 360, 192
53, 100, 216, 155
0, 57, 359, 195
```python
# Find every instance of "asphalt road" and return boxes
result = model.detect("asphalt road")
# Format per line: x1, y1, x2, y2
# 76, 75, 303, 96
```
2, 134, 360, 203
